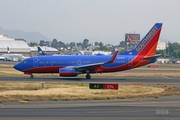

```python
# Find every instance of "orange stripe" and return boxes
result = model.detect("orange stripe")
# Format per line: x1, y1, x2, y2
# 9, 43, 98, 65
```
132, 41, 158, 68
145, 42, 158, 56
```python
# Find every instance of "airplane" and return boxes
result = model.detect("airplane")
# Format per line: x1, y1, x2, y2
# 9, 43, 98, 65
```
0, 46, 26, 62
14, 23, 163, 79
37, 46, 60, 56
0, 55, 6, 61
0, 47, 11, 61
0, 47, 14, 61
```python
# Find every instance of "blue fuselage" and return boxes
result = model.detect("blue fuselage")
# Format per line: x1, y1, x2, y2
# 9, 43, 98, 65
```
14, 54, 156, 74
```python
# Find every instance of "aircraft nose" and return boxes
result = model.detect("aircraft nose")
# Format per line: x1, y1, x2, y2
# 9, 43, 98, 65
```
13, 63, 22, 71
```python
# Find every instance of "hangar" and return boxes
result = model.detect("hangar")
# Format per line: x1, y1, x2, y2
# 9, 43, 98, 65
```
0, 35, 58, 57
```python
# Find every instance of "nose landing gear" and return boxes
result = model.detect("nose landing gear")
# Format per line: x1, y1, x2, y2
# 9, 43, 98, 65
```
24, 72, 34, 79
30, 74, 34, 79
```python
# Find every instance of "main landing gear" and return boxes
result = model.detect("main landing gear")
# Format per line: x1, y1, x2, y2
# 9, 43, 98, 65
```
86, 73, 91, 79
85, 70, 91, 79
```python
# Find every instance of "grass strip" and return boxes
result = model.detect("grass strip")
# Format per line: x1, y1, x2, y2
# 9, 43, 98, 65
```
0, 82, 179, 102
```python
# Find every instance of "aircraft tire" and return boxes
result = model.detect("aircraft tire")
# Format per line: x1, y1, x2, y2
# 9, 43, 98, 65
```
86, 74, 91, 79
30, 75, 34, 79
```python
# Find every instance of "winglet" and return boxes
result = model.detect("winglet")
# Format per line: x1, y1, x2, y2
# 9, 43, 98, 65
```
107, 51, 118, 63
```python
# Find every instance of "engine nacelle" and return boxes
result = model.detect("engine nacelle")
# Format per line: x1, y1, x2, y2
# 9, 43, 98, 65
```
59, 68, 78, 77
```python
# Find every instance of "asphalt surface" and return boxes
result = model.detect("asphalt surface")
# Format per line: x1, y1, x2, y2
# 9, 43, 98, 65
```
0, 76, 179, 84
0, 96, 180, 119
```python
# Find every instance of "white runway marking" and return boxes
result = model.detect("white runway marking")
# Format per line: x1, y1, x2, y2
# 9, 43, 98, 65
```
163, 76, 172, 79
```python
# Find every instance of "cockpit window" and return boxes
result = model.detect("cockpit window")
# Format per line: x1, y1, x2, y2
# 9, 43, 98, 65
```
22, 60, 27, 64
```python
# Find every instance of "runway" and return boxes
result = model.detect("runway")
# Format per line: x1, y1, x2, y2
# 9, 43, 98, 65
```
0, 96, 180, 119
0, 76, 179, 84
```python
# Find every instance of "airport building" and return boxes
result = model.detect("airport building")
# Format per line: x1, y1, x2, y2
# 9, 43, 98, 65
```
0, 35, 31, 56
156, 41, 167, 50
0, 35, 58, 57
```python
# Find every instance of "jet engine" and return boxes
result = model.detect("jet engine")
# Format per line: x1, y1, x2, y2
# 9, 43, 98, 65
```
59, 68, 78, 77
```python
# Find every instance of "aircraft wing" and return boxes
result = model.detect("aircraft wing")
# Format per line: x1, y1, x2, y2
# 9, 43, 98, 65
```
143, 54, 161, 60
68, 51, 118, 72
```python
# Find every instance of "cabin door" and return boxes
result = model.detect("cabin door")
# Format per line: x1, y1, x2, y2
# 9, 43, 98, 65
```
33, 58, 38, 67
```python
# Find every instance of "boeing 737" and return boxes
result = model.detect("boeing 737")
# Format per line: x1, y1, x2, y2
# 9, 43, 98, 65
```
14, 23, 163, 79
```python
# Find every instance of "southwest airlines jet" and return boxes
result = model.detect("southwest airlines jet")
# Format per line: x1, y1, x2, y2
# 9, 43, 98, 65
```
14, 23, 162, 79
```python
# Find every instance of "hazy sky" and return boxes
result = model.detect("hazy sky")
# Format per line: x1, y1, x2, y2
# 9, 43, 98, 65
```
0, 0, 180, 45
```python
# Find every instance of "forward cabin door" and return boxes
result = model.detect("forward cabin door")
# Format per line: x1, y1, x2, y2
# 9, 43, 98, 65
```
33, 58, 38, 67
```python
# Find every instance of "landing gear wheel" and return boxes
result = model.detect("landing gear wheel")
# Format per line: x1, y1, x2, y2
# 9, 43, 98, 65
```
86, 74, 91, 79
30, 74, 34, 79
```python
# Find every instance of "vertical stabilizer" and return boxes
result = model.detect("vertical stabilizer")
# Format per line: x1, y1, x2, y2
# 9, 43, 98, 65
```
121, 23, 163, 57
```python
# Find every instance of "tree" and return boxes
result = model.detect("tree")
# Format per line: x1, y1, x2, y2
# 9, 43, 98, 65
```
29, 42, 38, 47
82, 39, 89, 49
99, 42, 103, 47
76, 42, 82, 46
173, 50, 178, 58
156, 50, 167, 58
95, 42, 99, 46
119, 41, 126, 47
39, 40, 45, 46
69, 42, 75, 47
100, 46, 109, 51
168, 42, 180, 58
51, 39, 58, 48
83, 39, 89, 46
58, 41, 66, 48
156, 42, 180, 58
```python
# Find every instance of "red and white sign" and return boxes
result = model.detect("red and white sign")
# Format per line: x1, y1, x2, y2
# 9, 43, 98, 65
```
103, 84, 118, 90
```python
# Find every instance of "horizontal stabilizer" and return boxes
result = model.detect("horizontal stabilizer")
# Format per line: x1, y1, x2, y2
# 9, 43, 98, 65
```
143, 54, 161, 60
